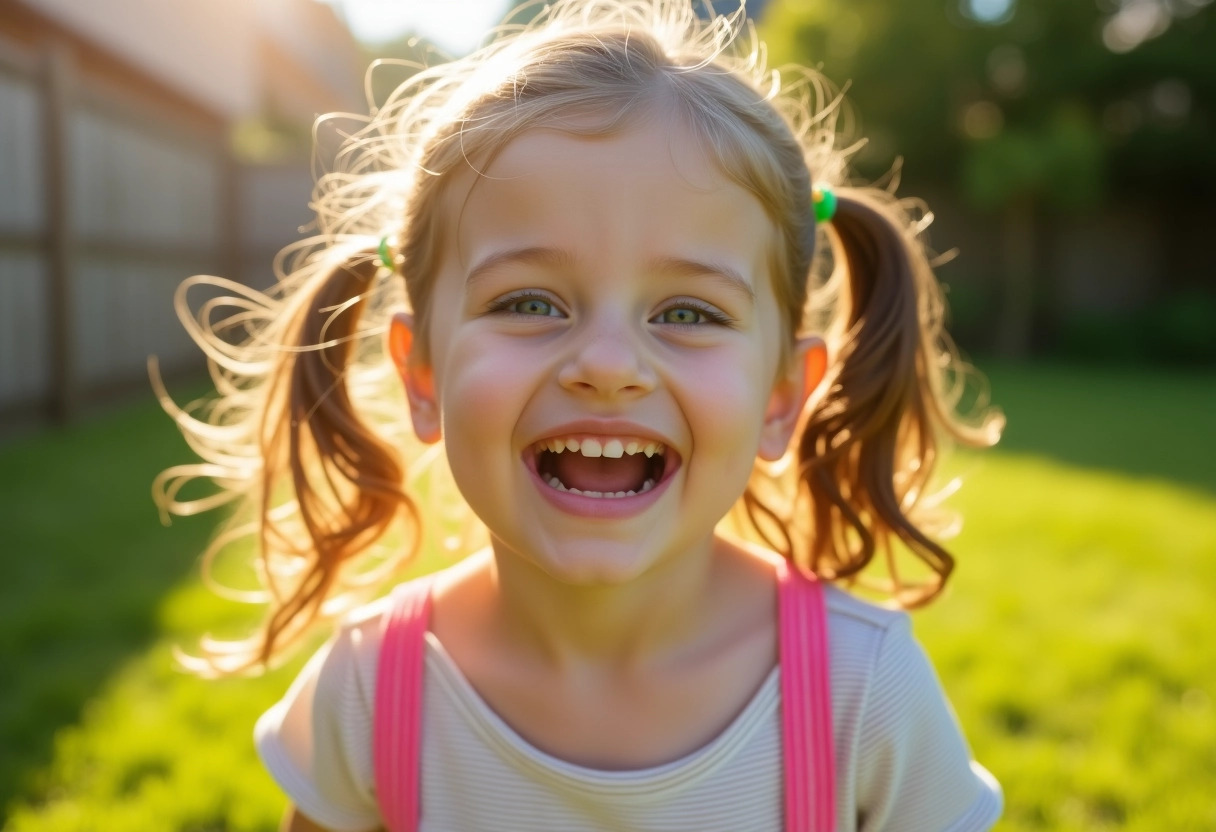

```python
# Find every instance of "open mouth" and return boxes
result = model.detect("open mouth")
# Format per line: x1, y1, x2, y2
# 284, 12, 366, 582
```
529, 436, 674, 499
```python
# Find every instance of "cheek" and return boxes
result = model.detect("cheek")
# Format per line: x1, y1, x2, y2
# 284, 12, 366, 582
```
424, 282, 529, 429
673, 348, 772, 459
435, 338, 537, 437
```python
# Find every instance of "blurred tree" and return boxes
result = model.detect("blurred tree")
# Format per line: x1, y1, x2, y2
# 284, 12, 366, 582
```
761, 0, 1214, 356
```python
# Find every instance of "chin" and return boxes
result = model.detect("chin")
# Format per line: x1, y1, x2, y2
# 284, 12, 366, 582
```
520, 541, 665, 587
549, 555, 657, 587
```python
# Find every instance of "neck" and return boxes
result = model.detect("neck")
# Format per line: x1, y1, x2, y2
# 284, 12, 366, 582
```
483, 536, 722, 670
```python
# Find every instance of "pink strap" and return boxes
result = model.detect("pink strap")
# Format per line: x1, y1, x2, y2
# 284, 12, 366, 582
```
778, 559, 836, 832
373, 565, 834, 831
373, 577, 433, 832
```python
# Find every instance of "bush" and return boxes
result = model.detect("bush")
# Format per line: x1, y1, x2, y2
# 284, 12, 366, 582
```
1052, 291, 1216, 366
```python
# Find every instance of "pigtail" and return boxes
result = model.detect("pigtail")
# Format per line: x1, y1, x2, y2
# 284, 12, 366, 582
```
154, 247, 423, 676
252, 252, 419, 668
797, 189, 1001, 605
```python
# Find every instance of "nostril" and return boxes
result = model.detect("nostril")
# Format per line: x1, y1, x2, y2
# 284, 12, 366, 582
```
558, 336, 656, 395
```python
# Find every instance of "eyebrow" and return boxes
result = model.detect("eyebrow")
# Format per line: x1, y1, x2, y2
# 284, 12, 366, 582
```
466, 246, 756, 301
648, 255, 756, 302
465, 247, 575, 287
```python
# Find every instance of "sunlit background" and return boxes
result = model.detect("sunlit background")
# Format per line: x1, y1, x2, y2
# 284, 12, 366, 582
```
1, 1, 1213, 830
320, 0, 505, 53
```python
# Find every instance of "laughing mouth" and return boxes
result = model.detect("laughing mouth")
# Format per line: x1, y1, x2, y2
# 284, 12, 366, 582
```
531, 436, 670, 499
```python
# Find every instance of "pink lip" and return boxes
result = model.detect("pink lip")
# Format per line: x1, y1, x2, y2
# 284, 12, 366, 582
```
522, 419, 682, 520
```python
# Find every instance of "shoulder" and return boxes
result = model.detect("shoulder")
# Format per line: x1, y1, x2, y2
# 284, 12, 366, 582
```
340, 592, 396, 658
819, 585, 1003, 831
818, 584, 917, 760
255, 591, 397, 744
252, 592, 404, 831
821, 584, 912, 687
311, 569, 460, 706
265, 591, 398, 722
821, 582, 942, 724
822, 583, 909, 632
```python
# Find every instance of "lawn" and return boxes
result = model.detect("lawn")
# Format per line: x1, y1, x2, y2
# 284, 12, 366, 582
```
1, 362, 1213, 830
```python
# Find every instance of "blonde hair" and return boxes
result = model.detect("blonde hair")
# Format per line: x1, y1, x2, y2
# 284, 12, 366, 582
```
153, 0, 1003, 676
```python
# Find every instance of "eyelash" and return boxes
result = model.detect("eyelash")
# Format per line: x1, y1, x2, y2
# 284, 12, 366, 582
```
487, 292, 564, 318
486, 293, 734, 327
653, 300, 734, 328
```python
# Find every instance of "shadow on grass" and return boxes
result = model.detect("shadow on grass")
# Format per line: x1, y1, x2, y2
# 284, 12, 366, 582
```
0, 384, 216, 818
978, 362, 1216, 496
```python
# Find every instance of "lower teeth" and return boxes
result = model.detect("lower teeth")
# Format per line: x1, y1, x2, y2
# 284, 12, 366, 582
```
546, 476, 655, 497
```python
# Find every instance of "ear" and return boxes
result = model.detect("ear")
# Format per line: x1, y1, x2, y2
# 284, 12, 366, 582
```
388, 312, 441, 444
757, 336, 827, 462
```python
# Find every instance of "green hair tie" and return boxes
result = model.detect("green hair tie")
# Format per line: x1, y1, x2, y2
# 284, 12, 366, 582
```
378, 236, 395, 270
812, 184, 837, 224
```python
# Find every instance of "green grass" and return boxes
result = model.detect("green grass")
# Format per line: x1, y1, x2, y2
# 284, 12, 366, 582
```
0, 389, 216, 820
1, 363, 1214, 830
920, 456, 1216, 830
981, 362, 1216, 495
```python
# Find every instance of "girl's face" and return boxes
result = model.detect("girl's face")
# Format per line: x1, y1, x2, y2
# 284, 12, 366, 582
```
395, 114, 820, 585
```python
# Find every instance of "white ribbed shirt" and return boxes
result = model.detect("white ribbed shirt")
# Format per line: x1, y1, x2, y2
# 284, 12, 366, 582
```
256, 585, 1002, 831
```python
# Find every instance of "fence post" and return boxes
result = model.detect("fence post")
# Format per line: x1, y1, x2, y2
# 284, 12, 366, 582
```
220, 148, 243, 287
42, 41, 76, 423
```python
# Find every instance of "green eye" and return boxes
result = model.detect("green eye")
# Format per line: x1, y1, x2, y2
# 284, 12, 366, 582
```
660, 307, 706, 325
513, 298, 556, 316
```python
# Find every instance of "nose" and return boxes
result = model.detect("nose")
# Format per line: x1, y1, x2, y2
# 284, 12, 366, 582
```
557, 321, 657, 398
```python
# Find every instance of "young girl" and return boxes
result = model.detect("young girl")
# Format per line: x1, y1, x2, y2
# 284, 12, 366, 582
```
155, 1, 1006, 829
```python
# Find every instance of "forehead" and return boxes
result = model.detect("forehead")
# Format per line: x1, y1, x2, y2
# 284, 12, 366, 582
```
441, 115, 777, 276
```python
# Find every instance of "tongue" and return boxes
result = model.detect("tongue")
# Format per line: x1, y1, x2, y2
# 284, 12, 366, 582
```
553, 453, 648, 493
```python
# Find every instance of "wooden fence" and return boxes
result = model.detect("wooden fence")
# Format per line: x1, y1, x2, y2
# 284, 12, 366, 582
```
0, 32, 314, 434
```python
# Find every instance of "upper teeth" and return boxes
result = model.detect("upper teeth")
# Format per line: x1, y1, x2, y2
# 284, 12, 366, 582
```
537, 437, 665, 458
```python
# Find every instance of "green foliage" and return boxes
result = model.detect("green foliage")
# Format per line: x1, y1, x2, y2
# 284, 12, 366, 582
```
1139, 290, 1216, 365
1052, 291, 1216, 367
760, 0, 1215, 205
962, 107, 1105, 212
2, 364, 1215, 829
